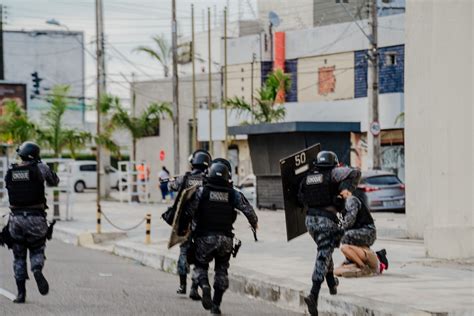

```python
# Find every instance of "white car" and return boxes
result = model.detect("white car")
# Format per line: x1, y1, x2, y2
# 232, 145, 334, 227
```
237, 174, 256, 204
57, 160, 122, 193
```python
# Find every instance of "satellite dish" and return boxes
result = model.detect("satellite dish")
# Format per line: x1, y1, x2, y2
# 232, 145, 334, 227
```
268, 11, 281, 27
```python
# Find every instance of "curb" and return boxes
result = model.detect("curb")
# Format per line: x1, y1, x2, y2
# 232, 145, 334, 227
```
54, 226, 437, 316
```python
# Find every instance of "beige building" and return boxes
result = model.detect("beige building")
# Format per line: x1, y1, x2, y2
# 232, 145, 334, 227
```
405, 0, 473, 258
297, 52, 355, 102
226, 63, 262, 102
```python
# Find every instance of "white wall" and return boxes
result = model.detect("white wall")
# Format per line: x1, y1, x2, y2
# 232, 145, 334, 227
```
405, 0, 473, 258
4, 30, 85, 128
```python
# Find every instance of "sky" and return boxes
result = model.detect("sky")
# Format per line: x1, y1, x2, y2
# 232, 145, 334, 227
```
3, 0, 258, 105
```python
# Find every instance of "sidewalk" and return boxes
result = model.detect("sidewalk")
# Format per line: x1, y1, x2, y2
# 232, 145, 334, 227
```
2, 193, 472, 315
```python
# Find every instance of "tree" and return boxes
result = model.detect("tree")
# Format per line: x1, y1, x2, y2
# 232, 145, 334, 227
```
106, 96, 172, 202
0, 99, 36, 145
134, 35, 171, 77
225, 69, 291, 124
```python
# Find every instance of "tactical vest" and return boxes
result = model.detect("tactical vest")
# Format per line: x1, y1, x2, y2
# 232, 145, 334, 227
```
352, 197, 375, 229
302, 169, 338, 208
184, 172, 204, 189
195, 184, 236, 236
5, 163, 46, 209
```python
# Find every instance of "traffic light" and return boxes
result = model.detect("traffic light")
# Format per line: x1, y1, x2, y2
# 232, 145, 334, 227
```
31, 71, 43, 95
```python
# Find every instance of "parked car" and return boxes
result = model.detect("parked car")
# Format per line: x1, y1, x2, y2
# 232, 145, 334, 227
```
358, 170, 405, 212
237, 174, 256, 204
57, 161, 122, 193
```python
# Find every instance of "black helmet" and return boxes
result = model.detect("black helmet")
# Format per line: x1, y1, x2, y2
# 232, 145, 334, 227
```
208, 161, 231, 185
191, 150, 211, 170
211, 158, 231, 173
314, 151, 339, 169
17, 141, 41, 161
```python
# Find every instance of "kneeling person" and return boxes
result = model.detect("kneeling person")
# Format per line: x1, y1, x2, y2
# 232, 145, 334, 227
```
337, 190, 388, 276
179, 160, 258, 315
5, 142, 59, 303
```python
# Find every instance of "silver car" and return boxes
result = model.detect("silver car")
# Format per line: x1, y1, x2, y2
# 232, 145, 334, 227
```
358, 170, 405, 212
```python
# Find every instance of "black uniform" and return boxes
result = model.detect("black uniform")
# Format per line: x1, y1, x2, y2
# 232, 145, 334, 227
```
298, 165, 360, 315
341, 193, 376, 247
5, 161, 59, 301
180, 181, 258, 313
168, 169, 205, 297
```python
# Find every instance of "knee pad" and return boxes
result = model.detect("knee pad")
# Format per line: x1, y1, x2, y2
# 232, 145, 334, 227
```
214, 274, 229, 291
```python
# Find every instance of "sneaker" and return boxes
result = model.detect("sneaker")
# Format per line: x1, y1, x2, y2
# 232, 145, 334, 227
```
201, 285, 212, 310
376, 249, 389, 270
34, 271, 49, 296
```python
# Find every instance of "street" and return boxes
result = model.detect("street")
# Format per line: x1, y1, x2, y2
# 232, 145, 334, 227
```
0, 241, 301, 316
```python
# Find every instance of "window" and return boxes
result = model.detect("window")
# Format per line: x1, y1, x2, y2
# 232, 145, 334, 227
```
318, 66, 336, 95
79, 164, 97, 172
335, 0, 349, 3
363, 175, 401, 186
385, 52, 398, 66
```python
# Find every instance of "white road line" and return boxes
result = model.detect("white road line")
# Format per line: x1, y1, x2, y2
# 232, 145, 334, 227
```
0, 287, 15, 301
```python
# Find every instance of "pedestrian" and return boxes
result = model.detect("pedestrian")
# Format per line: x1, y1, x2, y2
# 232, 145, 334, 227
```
3, 141, 59, 303
335, 189, 388, 276
167, 150, 212, 301
297, 151, 361, 316
158, 166, 171, 202
178, 159, 258, 315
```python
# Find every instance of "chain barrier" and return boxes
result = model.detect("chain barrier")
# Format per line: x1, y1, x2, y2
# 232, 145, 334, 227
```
100, 209, 147, 232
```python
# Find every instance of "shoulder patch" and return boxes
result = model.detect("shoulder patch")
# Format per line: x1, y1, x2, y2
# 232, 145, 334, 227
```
306, 174, 323, 185
12, 170, 30, 181
209, 191, 229, 202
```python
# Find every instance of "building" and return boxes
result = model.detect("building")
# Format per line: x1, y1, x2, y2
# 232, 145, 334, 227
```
405, 0, 473, 259
198, 13, 405, 208
4, 30, 86, 128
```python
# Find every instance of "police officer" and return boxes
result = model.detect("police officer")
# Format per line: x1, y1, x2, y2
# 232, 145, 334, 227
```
168, 149, 211, 300
179, 159, 258, 315
340, 189, 388, 273
297, 151, 360, 316
5, 141, 59, 303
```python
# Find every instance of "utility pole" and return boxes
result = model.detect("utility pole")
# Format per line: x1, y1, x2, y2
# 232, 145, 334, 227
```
172, 0, 180, 174
191, 4, 197, 152
251, 53, 256, 123
207, 7, 213, 156
95, 0, 107, 233
223, 7, 228, 159
0, 4, 4, 80
367, 0, 381, 170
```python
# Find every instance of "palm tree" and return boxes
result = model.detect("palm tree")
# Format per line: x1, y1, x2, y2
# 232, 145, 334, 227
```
134, 35, 171, 77
225, 69, 291, 124
37, 85, 92, 218
0, 99, 37, 145
106, 96, 172, 202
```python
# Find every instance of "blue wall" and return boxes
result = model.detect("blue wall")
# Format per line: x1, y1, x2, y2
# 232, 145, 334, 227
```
260, 60, 298, 102
354, 45, 405, 98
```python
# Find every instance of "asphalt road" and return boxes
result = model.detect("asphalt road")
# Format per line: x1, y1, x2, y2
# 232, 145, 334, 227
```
0, 241, 301, 316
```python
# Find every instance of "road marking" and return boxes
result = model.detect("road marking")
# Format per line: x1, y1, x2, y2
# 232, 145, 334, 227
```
0, 288, 15, 301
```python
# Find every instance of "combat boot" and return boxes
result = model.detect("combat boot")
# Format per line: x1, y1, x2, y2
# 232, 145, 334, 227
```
13, 280, 26, 304
326, 272, 339, 295
189, 283, 201, 301
201, 284, 212, 310
177, 275, 187, 294
304, 293, 318, 316
210, 289, 224, 315
33, 271, 49, 295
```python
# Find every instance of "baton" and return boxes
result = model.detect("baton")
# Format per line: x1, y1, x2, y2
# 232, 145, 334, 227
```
251, 226, 258, 242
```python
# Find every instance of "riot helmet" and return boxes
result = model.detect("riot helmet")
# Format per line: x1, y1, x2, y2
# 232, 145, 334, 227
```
207, 161, 231, 185
313, 151, 339, 169
17, 141, 41, 161
191, 150, 212, 170
211, 158, 231, 173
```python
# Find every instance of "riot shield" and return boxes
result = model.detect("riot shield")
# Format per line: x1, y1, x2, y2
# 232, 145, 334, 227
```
279, 143, 321, 241
167, 185, 198, 249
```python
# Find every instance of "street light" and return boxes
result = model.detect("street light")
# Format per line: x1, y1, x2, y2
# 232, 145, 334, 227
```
45, 18, 70, 31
